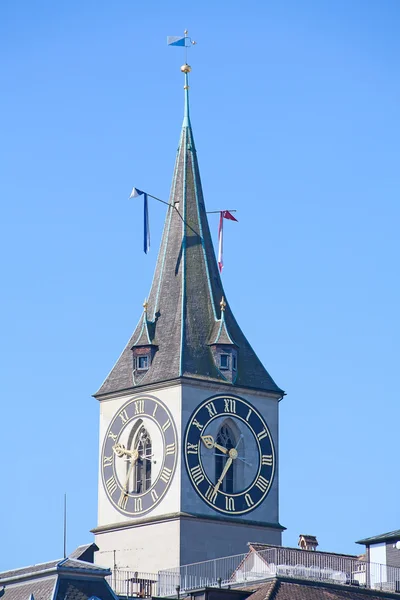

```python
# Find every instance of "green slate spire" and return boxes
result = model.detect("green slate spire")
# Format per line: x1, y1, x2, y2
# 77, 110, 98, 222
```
95, 62, 283, 398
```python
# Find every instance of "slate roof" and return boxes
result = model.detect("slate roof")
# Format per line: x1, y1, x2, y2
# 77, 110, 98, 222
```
356, 530, 400, 545
0, 559, 109, 583
0, 557, 113, 600
67, 544, 98, 562
1, 575, 56, 600
246, 577, 400, 600
96, 77, 283, 398
56, 578, 116, 600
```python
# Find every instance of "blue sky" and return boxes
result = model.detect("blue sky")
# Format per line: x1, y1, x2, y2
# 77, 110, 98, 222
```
1, 0, 399, 571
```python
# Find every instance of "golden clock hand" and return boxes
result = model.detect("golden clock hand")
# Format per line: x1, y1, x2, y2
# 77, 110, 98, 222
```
113, 443, 136, 458
214, 456, 233, 492
200, 435, 228, 454
123, 448, 139, 492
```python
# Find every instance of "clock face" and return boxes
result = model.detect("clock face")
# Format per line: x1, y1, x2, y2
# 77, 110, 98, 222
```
101, 396, 178, 517
184, 395, 275, 515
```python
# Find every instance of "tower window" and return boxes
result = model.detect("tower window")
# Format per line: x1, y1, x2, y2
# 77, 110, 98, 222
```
220, 354, 230, 370
137, 355, 149, 370
135, 427, 152, 493
232, 355, 237, 370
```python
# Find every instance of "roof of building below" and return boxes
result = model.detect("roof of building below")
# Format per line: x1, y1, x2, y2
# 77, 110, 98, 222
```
0, 555, 113, 600
0, 558, 109, 583
356, 530, 400, 545
244, 577, 400, 600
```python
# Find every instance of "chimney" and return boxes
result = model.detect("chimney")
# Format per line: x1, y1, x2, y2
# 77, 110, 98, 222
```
298, 534, 319, 551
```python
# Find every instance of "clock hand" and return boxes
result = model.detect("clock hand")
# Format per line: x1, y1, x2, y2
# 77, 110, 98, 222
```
214, 456, 233, 492
122, 448, 139, 492
235, 434, 244, 450
113, 443, 136, 458
214, 451, 252, 467
201, 435, 228, 454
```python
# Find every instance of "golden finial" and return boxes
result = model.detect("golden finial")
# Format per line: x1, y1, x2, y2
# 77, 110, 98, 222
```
220, 296, 226, 312
181, 63, 191, 73
143, 298, 148, 313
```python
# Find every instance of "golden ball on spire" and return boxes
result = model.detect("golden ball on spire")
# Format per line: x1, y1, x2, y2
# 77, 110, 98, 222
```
180, 63, 191, 73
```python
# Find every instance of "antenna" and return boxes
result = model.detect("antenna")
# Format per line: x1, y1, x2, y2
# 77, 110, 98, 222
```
63, 493, 67, 558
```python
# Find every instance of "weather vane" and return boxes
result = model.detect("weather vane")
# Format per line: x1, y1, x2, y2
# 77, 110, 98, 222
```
167, 30, 197, 69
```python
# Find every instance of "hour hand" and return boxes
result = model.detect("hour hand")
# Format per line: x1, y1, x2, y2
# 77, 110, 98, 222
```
113, 443, 135, 458
201, 435, 228, 454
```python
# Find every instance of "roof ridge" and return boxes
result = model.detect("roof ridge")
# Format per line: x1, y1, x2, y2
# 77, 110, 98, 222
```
268, 578, 280, 600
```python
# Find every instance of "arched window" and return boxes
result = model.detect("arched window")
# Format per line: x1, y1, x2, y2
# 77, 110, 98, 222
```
127, 420, 152, 493
215, 423, 236, 494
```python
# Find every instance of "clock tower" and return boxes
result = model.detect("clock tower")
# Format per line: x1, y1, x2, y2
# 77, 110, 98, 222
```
92, 62, 285, 575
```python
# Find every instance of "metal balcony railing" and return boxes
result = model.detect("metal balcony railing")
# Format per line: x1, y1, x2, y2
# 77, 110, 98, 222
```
104, 546, 400, 598
157, 546, 400, 597
106, 570, 158, 598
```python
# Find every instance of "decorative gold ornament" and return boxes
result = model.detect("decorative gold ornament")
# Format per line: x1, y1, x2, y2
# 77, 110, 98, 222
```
180, 63, 191, 73
143, 298, 148, 312
220, 296, 226, 312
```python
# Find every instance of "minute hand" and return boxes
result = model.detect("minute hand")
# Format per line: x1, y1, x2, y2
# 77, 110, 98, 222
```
214, 457, 233, 493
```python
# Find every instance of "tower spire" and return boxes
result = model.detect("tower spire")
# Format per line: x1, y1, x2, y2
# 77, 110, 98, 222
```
95, 43, 283, 399
181, 64, 191, 127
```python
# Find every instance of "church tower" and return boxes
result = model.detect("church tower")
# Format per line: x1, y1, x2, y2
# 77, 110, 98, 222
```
92, 58, 285, 575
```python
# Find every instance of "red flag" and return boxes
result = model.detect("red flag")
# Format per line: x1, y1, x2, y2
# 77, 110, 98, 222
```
222, 210, 238, 222
218, 211, 238, 273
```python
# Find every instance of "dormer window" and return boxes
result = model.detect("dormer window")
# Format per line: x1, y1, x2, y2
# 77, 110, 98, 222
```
232, 354, 237, 371
137, 355, 149, 370
220, 354, 230, 370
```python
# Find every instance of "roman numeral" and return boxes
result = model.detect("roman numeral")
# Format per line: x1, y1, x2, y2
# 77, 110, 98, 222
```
190, 465, 204, 486
205, 402, 217, 417
105, 476, 117, 495
257, 429, 268, 441
255, 475, 270, 493
118, 492, 128, 509
134, 497, 142, 512
160, 466, 172, 484
205, 486, 218, 504
162, 419, 171, 432
119, 409, 129, 424
186, 443, 198, 455
103, 455, 113, 467
135, 400, 145, 415
153, 403, 158, 417
224, 399, 236, 413
245, 493, 254, 507
150, 489, 159, 502
262, 454, 273, 466
108, 431, 118, 442
225, 497, 235, 511
192, 419, 203, 431
165, 443, 175, 455
246, 409, 252, 422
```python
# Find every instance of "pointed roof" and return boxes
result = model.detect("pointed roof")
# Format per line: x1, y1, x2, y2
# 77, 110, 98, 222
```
96, 66, 283, 398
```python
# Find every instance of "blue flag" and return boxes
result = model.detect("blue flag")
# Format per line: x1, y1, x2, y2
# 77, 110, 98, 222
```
167, 35, 193, 47
130, 187, 150, 253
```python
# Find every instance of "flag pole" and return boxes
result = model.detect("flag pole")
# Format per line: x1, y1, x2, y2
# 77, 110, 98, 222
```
63, 493, 67, 559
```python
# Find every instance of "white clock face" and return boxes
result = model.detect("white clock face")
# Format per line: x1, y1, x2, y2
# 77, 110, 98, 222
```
101, 396, 178, 516
184, 395, 275, 515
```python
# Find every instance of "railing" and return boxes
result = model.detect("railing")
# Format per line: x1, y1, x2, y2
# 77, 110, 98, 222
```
157, 546, 400, 597
106, 570, 158, 597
